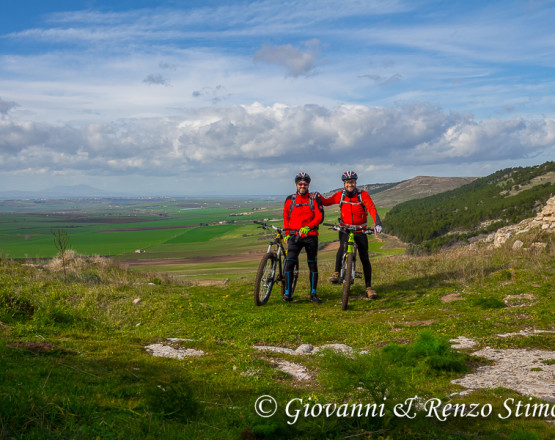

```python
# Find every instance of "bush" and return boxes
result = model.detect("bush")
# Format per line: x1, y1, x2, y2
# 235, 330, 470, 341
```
473, 296, 506, 309
383, 330, 468, 373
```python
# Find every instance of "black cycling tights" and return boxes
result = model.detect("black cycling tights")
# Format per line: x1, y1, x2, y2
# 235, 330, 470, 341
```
335, 231, 372, 288
284, 235, 318, 294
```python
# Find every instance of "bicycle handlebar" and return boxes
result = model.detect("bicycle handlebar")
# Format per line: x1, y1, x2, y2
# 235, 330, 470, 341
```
253, 220, 284, 234
323, 222, 374, 234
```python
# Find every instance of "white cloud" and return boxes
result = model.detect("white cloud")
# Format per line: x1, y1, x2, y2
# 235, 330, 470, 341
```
1, 103, 553, 179
253, 39, 322, 77
0, 97, 19, 115
143, 74, 171, 86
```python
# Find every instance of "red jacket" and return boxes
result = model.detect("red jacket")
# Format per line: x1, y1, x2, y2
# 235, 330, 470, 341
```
283, 192, 323, 236
321, 189, 381, 229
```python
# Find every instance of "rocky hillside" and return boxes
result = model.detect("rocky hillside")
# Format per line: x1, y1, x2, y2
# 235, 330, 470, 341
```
484, 196, 555, 249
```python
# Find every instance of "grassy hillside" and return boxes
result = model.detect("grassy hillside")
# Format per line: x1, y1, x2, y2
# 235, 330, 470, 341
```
326, 177, 477, 208
370, 176, 478, 208
383, 161, 555, 253
1, 230, 553, 439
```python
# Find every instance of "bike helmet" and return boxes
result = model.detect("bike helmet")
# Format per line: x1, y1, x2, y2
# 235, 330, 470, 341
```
295, 172, 311, 184
341, 171, 358, 181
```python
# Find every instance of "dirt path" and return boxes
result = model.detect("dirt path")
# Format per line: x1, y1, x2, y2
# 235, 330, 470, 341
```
121, 252, 266, 266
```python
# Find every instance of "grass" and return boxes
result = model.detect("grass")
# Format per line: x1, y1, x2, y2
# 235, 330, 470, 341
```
1, 229, 554, 439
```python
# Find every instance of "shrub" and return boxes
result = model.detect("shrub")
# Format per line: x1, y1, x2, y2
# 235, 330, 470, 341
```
473, 296, 506, 309
383, 330, 468, 373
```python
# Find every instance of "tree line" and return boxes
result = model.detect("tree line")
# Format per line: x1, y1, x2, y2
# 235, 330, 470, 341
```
382, 161, 555, 253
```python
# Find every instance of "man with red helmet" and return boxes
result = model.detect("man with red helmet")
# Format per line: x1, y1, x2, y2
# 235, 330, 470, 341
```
282, 172, 324, 303
317, 171, 382, 299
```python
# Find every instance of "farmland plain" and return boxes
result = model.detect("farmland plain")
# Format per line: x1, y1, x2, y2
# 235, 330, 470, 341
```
0, 197, 399, 282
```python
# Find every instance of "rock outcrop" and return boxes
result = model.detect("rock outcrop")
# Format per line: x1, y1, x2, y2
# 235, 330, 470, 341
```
484, 196, 555, 248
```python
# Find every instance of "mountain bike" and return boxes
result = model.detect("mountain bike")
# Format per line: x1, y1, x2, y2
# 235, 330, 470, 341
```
324, 223, 374, 310
253, 221, 298, 306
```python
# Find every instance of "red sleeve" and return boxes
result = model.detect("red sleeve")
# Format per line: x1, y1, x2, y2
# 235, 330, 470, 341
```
361, 191, 380, 225
283, 197, 291, 230
308, 199, 323, 229
320, 191, 342, 206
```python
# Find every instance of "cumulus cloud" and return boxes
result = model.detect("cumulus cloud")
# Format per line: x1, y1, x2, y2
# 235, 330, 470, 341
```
143, 74, 171, 86
1, 103, 553, 179
0, 98, 19, 115
253, 39, 321, 77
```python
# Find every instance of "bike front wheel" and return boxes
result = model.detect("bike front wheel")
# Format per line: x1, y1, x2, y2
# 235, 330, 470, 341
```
342, 253, 354, 310
254, 252, 278, 306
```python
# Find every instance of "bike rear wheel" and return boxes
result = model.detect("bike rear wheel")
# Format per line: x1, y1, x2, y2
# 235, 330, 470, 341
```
254, 252, 278, 306
342, 253, 354, 310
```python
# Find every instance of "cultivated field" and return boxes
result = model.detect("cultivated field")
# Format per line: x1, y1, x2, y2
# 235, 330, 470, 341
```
0, 197, 397, 284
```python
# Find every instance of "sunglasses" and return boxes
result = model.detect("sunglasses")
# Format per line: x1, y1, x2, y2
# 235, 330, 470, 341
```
297, 181, 309, 186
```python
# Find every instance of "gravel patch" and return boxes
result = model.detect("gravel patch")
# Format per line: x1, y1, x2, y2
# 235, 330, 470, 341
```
145, 341, 204, 359
273, 359, 311, 381
450, 336, 478, 350
452, 347, 555, 402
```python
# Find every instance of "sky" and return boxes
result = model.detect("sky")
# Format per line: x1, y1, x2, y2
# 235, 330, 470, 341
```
1, 0, 554, 196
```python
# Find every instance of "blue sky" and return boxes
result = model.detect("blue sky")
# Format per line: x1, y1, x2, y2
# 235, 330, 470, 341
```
1, 0, 554, 196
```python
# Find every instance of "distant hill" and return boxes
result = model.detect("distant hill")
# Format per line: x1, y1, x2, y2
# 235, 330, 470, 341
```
368, 176, 478, 208
0, 185, 131, 200
383, 161, 555, 253
326, 176, 477, 208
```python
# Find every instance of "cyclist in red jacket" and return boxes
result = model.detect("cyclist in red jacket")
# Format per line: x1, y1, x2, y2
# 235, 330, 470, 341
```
317, 171, 382, 299
283, 172, 324, 303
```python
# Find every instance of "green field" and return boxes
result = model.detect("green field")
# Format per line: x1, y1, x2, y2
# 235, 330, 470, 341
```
0, 197, 286, 259
0, 199, 392, 274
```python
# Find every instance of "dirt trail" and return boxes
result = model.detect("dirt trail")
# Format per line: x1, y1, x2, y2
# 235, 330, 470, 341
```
121, 252, 266, 266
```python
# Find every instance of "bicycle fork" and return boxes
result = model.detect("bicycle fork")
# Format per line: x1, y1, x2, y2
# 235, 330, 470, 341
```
341, 233, 357, 285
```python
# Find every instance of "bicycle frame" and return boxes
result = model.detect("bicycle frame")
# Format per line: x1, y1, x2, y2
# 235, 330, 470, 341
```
323, 222, 374, 310
341, 230, 357, 284
253, 221, 298, 305
258, 221, 287, 271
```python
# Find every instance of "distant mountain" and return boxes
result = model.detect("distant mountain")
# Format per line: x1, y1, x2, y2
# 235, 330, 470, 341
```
325, 176, 477, 208
0, 185, 131, 200
383, 161, 555, 252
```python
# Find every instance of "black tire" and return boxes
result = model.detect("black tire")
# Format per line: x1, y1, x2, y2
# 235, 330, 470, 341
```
254, 252, 278, 306
342, 253, 354, 310
290, 261, 299, 296
339, 254, 346, 283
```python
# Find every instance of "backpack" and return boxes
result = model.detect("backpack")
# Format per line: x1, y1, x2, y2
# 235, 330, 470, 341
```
287, 193, 324, 224
339, 189, 368, 212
